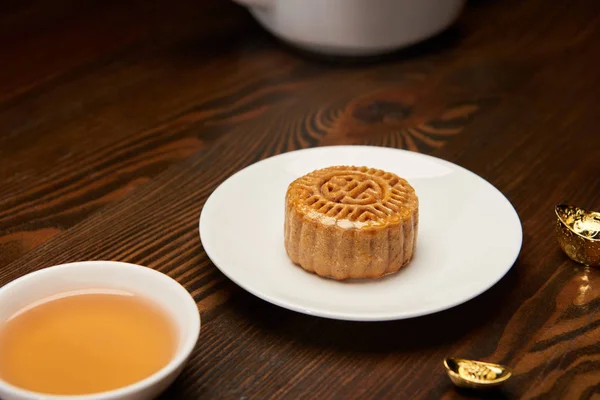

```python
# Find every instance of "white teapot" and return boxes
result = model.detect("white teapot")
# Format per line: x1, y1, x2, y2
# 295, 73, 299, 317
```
233, 0, 466, 56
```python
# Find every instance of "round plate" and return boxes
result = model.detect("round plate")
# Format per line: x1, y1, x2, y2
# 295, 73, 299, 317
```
199, 146, 522, 321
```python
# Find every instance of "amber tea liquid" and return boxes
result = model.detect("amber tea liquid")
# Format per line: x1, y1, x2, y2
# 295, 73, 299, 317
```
0, 289, 177, 395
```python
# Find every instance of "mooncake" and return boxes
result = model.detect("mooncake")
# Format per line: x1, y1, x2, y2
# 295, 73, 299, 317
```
284, 166, 418, 280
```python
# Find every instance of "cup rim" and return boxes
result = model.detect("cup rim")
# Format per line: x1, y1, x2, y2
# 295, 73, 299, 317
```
0, 260, 201, 400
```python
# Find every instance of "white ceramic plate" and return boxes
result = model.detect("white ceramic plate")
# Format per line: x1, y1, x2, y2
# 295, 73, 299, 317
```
199, 146, 522, 321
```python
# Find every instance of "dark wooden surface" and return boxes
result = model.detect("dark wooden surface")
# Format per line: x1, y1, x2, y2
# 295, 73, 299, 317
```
1, 0, 599, 398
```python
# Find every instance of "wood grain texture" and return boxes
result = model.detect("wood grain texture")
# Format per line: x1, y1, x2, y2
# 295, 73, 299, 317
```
1, 0, 600, 398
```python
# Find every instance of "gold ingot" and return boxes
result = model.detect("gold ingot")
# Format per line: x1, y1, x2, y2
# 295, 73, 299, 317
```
555, 204, 600, 267
443, 357, 512, 389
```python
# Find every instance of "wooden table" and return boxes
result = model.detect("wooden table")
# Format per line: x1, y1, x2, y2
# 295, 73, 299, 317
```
1, 0, 599, 398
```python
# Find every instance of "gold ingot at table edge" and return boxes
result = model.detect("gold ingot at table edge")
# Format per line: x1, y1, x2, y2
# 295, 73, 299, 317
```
555, 204, 600, 267
443, 357, 512, 389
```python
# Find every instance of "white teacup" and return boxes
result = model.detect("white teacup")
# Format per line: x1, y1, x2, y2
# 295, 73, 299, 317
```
233, 0, 466, 56
0, 261, 201, 400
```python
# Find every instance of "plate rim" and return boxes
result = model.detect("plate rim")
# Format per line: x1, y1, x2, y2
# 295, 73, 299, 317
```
199, 145, 522, 321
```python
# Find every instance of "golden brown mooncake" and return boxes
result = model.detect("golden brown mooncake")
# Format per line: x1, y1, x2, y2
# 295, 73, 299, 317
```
284, 166, 419, 280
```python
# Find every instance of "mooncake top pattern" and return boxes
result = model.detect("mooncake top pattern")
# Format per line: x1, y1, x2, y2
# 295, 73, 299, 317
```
286, 166, 417, 227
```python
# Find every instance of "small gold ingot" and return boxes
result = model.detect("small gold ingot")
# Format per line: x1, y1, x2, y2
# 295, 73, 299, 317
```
443, 357, 512, 389
555, 204, 600, 267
